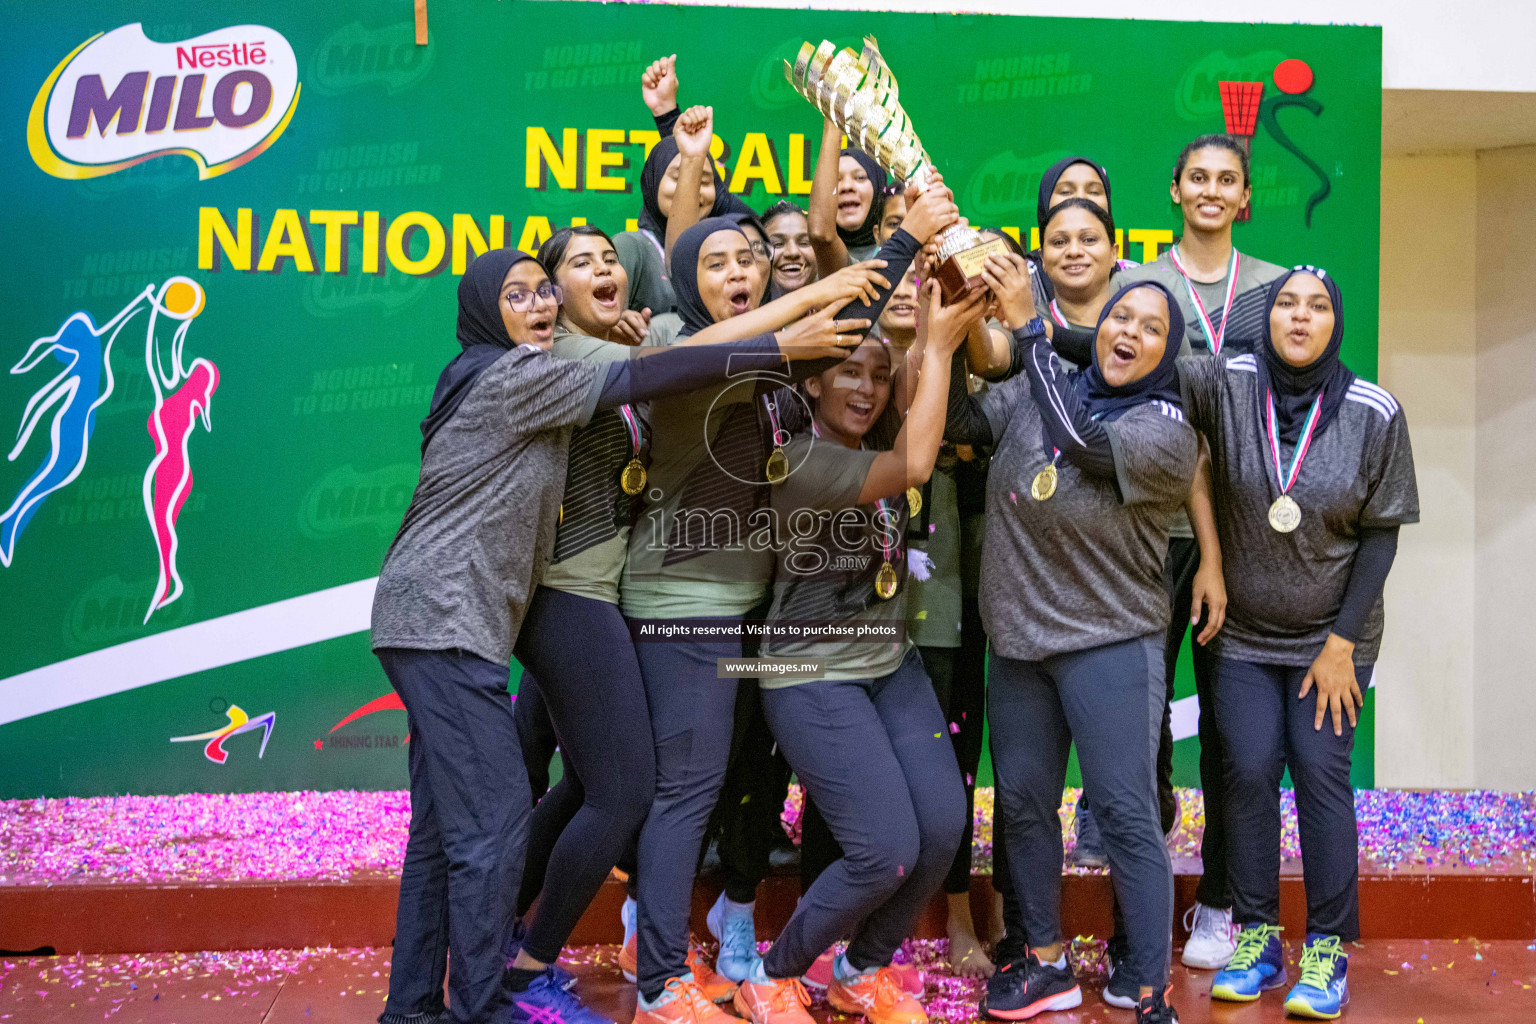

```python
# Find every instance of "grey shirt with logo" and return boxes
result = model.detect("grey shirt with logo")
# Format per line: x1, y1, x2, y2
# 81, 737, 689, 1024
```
761, 435, 912, 684
1179, 354, 1419, 667
976, 374, 1199, 662
371, 346, 604, 665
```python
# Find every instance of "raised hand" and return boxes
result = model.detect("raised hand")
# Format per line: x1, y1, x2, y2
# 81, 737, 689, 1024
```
674, 104, 713, 159
899, 174, 960, 245
924, 278, 987, 356
774, 304, 872, 358
641, 55, 679, 116
979, 251, 1038, 328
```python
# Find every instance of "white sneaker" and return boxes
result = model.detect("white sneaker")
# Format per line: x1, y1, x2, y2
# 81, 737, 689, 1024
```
1181, 902, 1238, 969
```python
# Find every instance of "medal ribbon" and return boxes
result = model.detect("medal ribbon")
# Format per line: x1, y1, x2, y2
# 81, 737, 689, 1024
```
763, 395, 787, 446
873, 494, 897, 567
1169, 246, 1240, 355
1047, 300, 1070, 328
1264, 388, 1324, 496
618, 404, 642, 457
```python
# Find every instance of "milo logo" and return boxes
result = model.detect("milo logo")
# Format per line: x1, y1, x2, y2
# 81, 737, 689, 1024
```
750, 37, 811, 111
66, 574, 195, 650
311, 21, 434, 95
300, 463, 418, 539
1175, 49, 1285, 122
964, 149, 1075, 222
29, 23, 300, 180
302, 262, 430, 318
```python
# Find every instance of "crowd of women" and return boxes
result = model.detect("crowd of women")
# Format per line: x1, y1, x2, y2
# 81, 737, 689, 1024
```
369, 53, 1418, 1024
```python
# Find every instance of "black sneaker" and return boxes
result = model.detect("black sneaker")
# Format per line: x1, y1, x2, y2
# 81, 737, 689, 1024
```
1102, 936, 1137, 1010
980, 951, 1081, 1020
1135, 988, 1179, 1023
992, 927, 1029, 971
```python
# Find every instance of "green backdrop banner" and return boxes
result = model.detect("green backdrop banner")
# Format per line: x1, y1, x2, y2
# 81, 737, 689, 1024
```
0, 1, 1381, 798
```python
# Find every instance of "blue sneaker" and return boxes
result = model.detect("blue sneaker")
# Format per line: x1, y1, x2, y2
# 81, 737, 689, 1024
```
706, 891, 759, 983
1284, 934, 1349, 1019
1211, 925, 1286, 1002
505, 921, 578, 992
504, 969, 616, 1024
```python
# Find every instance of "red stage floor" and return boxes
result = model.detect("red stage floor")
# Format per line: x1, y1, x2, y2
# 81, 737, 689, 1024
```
2, 940, 1534, 1024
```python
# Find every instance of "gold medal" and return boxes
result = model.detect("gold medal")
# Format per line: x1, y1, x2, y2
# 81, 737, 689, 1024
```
620, 458, 647, 496
1268, 494, 1302, 533
1030, 463, 1058, 501
766, 446, 789, 484
906, 486, 922, 518
875, 559, 899, 600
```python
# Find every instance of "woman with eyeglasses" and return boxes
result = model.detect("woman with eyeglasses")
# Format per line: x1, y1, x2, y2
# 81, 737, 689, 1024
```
370, 249, 869, 1024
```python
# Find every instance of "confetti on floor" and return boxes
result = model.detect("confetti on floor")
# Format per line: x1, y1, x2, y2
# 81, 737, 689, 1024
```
2, 787, 1532, 886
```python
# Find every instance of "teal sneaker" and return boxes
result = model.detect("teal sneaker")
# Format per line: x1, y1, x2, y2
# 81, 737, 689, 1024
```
1210, 925, 1286, 1002
1284, 934, 1349, 1019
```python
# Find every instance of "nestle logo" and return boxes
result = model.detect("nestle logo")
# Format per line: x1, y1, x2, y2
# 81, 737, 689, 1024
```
175, 41, 268, 69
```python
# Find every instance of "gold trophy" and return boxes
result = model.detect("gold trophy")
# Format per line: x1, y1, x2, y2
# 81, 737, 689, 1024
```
785, 36, 1010, 303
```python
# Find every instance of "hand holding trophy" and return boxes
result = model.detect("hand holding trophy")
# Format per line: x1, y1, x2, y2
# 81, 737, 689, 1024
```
784, 36, 1011, 303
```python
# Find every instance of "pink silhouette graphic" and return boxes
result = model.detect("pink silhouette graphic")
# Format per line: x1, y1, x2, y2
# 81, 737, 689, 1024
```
139, 277, 218, 623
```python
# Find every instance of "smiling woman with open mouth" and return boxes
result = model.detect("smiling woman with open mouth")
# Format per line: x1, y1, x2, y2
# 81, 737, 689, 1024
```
945, 259, 1201, 1024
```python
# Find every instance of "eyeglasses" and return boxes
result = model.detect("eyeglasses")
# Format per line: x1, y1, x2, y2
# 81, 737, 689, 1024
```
504, 282, 563, 311
747, 241, 771, 261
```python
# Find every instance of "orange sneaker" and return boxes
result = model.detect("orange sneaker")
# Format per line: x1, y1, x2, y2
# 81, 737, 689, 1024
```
686, 943, 738, 1004
634, 976, 739, 1024
828, 965, 929, 1024
735, 975, 815, 1024
619, 933, 638, 983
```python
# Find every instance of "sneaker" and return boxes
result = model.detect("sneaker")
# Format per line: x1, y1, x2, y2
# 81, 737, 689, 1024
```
1101, 936, 1138, 1010
504, 921, 578, 992
979, 952, 1081, 1020
828, 964, 928, 1024
1210, 925, 1286, 1002
505, 969, 617, 1024
801, 947, 836, 992
1134, 987, 1179, 1023
1070, 802, 1108, 868
619, 898, 639, 983
1180, 903, 1238, 969
707, 892, 759, 983
1283, 934, 1349, 1019
992, 927, 1029, 971
734, 972, 815, 1024
686, 943, 738, 1004
633, 977, 738, 1024
889, 962, 924, 997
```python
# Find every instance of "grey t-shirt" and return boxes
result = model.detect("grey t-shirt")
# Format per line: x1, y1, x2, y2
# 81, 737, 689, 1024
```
614, 230, 674, 315
620, 373, 775, 620
978, 374, 1199, 661
644, 311, 684, 350
1180, 354, 1420, 667
1117, 249, 1287, 359
761, 435, 911, 683
541, 330, 644, 605
371, 345, 604, 665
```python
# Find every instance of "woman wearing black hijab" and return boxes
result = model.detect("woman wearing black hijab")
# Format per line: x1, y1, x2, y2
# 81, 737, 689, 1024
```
625, 188, 957, 1024
807, 114, 892, 278
1181, 268, 1417, 1019
370, 250, 861, 1024
946, 261, 1196, 1024
614, 109, 757, 317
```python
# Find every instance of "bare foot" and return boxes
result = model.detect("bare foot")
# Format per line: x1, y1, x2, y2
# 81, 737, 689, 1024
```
946, 892, 996, 978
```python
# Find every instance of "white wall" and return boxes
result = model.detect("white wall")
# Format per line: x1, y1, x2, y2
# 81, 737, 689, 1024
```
1375, 155, 1477, 787
632, 0, 1536, 93
1473, 145, 1536, 790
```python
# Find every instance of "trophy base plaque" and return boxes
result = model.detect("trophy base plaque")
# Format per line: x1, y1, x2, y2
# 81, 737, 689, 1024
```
934, 227, 1013, 303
